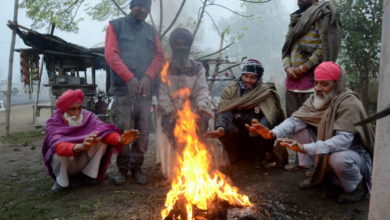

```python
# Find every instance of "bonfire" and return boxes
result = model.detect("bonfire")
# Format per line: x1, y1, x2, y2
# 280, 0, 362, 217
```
160, 74, 253, 219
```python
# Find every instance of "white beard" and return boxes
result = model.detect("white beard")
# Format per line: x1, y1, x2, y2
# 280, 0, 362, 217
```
313, 90, 335, 109
64, 112, 84, 127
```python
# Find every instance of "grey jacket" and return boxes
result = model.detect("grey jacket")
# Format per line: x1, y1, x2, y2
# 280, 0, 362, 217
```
158, 59, 209, 115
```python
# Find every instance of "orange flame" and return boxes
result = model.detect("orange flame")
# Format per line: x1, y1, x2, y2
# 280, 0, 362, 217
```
161, 55, 171, 86
161, 88, 252, 220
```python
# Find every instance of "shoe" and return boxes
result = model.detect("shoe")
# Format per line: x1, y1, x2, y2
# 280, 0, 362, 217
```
285, 161, 299, 170
338, 188, 366, 204
114, 168, 127, 185
157, 178, 172, 188
285, 161, 311, 171
254, 158, 263, 169
131, 167, 147, 185
305, 166, 315, 177
82, 174, 101, 186
51, 181, 64, 193
299, 177, 312, 189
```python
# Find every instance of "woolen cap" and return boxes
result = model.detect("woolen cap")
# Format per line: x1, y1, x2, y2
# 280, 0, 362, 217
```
242, 59, 264, 77
130, 0, 152, 11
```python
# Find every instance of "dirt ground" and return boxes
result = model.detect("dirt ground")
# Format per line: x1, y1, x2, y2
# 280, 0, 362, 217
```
0, 104, 369, 220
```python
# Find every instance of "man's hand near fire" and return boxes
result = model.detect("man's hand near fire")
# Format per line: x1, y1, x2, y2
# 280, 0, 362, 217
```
196, 108, 214, 119
245, 122, 275, 139
277, 138, 306, 154
118, 129, 140, 145
204, 127, 225, 139
73, 132, 101, 153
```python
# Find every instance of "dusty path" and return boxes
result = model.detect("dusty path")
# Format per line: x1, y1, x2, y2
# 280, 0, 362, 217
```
0, 105, 369, 220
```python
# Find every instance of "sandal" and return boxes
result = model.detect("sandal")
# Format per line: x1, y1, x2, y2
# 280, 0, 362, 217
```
305, 166, 315, 177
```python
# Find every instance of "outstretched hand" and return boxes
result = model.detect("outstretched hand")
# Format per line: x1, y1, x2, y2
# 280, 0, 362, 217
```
245, 123, 275, 139
277, 138, 306, 154
204, 127, 225, 139
73, 132, 101, 153
118, 129, 140, 145
196, 108, 215, 119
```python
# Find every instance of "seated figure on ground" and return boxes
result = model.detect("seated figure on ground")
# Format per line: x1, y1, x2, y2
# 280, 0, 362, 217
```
205, 59, 288, 169
158, 28, 213, 148
42, 89, 139, 193
246, 61, 374, 204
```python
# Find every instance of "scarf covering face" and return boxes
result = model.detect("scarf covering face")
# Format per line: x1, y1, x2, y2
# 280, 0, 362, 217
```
292, 68, 375, 188
282, 1, 342, 62
217, 80, 285, 129
42, 110, 123, 181
238, 76, 262, 96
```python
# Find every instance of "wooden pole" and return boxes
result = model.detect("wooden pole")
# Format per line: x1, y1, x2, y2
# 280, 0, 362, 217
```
368, 0, 390, 219
5, 0, 19, 137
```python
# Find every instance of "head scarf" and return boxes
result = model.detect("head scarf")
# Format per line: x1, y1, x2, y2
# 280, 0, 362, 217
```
238, 59, 264, 95
314, 61, 341, 81
130, 0, 151, 11
169, 28, 194, 49
56, 89, 84, 114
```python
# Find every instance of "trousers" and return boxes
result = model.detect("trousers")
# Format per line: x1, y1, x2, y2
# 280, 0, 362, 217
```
219, 122, 274, 163
114, 95, 152, 169
51, 142, 107, 187
292, 127, 368, 193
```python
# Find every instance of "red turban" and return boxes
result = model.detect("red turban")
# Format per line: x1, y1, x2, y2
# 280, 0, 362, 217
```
56, 89, 84, 114
314, 61, 341, 81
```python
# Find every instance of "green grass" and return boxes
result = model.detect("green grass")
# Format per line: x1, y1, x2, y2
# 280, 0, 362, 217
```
0, 166, 156, 220
0, 130, 45, 145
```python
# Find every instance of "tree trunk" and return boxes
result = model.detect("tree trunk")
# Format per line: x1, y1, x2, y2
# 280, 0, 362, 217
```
193, 0, 208, 40
208, 33, 225, 91
368, 0, 390, 218
5, 0, 19, 137
159, 0, 163, 36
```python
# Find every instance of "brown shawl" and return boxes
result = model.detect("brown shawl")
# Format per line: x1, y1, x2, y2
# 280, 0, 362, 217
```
217, 80, 285, 128
282, 1, 342, 62
292, 68, 375, 187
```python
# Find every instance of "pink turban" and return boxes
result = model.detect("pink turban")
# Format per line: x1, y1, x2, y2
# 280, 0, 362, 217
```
56, 89, 84, 114
314, 61, 341, 81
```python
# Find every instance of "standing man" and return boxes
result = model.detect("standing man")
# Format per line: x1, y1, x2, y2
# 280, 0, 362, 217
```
282, 0, 341, 170
105, 0, 164, 185
158, 28, 212, 149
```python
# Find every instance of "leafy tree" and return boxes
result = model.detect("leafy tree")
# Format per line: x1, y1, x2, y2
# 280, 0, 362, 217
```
335, 0, 383, 112
20, 0, 86, 33
19, 0, 262, 41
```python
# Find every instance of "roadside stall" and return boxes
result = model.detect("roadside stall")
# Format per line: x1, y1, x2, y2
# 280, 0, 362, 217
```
7, 22, 110, 121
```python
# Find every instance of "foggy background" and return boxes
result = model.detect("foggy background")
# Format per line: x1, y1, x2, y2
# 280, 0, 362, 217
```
0, 0, 297, 96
